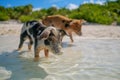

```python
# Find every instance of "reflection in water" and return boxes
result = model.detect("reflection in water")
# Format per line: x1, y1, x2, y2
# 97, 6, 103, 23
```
0, 36, 120, 80
0, 50, 48, 80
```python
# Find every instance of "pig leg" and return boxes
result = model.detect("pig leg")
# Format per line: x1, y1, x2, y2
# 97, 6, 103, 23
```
69, 32, 74, 43
34, 39, 40, 61
34, 47, 40, 61
17, 31, 28, 51
28, 36, 33, 51
58, 30, 66, 45
44, 49, 49, 57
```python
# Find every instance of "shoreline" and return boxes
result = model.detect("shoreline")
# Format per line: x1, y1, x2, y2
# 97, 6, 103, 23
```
0, 21, 120, 39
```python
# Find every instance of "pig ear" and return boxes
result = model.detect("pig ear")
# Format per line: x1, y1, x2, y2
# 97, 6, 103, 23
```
38, 30, 51, 40
69, 20, 75, 25
80, 19, 86, 24
51, 28, 58, 36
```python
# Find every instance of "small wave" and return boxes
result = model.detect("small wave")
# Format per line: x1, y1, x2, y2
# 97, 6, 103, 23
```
30, 75, 73, 80
29, 78, 43, 80
18, 51, 34, 59
0, 67, 12, 80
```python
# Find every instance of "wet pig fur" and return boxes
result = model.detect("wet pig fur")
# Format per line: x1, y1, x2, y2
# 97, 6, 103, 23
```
17, 20, 62, 61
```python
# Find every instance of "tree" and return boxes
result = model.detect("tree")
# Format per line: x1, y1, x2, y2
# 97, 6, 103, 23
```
23, 4, 33, 15
47, 6, 58, 15
57, 8, 71, 16
0, 6, 6, 12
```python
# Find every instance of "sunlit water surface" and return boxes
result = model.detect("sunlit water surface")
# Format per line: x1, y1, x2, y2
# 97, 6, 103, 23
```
0, 35, 120, 80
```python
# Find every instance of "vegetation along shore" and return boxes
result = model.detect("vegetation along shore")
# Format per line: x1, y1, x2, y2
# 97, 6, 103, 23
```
0, 0, 120, 25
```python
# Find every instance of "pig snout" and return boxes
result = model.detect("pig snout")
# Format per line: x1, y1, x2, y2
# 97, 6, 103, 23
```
54, 49, 63, 55
52, 45, 63, 55
77, 32, 82, 36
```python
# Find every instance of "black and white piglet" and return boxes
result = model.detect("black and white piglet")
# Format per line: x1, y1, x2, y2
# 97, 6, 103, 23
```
17, 20, 63, 61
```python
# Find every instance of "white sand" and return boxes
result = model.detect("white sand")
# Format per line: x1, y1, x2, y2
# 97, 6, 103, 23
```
0, 22, 22, 35
0, 22, 120, 39
82, 24, 120, 39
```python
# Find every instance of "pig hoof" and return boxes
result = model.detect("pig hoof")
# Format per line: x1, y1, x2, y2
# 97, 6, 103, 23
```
16, 49, 21, 52
34, 57, 39, 62
17, 48, 21, 51
28, 49, 32, 52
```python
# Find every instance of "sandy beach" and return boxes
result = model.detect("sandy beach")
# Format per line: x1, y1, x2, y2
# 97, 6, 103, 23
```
0, 21, 120, 80
0, 21, 120, 39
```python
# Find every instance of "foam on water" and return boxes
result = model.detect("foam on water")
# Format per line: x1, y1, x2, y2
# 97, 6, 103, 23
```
29, 78, 43, 80
0, 67, 12, 80
18, 51, 34, 59
37, 42, 83, 80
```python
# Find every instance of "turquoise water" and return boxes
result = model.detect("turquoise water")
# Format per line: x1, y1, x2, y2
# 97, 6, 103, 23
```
0, 35, 120, 80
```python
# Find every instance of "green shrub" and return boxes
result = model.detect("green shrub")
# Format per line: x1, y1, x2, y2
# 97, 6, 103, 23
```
0, 12, 10, 21
68, 3, 116, 25
19, 15, 35, 23
117, 17, 120, 25
69, 12, 83, 19
95, 15, 113, 25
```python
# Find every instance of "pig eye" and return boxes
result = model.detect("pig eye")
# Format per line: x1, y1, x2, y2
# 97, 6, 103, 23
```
48, 36, 57, 42
49, 38, 52, 41
44, 40, 50, 45
37, 30, 41, 35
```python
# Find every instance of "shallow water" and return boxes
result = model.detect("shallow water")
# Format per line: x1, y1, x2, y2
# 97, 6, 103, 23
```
0, 35, 120, 80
